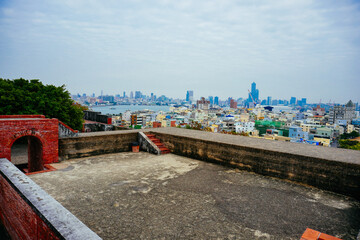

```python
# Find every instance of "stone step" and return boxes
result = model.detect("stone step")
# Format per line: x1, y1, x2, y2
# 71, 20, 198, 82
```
145, 134, 156, 138
161, 150, 170, 154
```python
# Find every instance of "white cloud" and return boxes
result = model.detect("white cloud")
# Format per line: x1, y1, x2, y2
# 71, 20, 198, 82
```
0, 0, 359, 102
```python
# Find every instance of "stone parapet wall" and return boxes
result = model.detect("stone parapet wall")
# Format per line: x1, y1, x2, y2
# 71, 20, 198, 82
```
150, 128, 360, 200
58, 128, 360, 199
59, 129, 144, 160
0, 158, 101, 240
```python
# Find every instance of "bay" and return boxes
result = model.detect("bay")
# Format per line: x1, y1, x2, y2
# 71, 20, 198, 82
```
90, 105, 170, 115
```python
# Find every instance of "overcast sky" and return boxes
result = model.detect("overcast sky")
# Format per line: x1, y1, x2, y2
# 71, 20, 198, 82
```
0, 0, 359, 103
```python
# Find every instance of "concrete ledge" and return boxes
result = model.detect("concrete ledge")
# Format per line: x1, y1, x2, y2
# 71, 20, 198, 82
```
150, 128, 360, 200
0, 158, 101, 240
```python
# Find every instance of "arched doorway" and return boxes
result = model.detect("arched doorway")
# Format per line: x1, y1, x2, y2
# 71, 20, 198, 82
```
11, 136, 44, 173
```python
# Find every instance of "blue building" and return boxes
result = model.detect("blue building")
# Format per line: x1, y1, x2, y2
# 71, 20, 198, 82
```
352, 119, 360, 127
209, 96, 214, 105
186, 90, 194, 102
290, 97, 296, 105
248, 82, 259, 103
214, 96, 219, 105
289, 126, 309, 140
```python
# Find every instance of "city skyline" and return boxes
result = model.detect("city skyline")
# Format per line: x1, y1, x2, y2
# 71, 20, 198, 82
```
1, 1, 360, 102
74, 84, 355, 106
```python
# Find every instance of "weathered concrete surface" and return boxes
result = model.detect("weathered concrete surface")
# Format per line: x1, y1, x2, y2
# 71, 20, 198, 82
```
149, 128, 360, 200
30, 152, 360, 240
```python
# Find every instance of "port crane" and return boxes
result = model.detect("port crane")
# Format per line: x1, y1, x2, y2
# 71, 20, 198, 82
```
248, 89, 257, 107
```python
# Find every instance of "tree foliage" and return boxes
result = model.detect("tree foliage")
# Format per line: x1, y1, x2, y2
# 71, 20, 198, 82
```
0, 78, 84, 130
340, 131, 360, 140
339, 139, 360, 151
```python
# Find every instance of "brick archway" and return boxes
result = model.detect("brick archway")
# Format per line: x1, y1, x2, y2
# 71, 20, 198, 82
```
11, 135, 44, 172
0, 115, 59, 166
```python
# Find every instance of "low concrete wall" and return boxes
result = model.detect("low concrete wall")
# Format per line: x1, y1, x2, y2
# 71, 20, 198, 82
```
59, 130, 143, 160
0, 158, 100, 240
150, 128, 360, 200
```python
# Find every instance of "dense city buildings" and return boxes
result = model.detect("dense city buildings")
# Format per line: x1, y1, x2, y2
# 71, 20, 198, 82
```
71, 82, 359, 149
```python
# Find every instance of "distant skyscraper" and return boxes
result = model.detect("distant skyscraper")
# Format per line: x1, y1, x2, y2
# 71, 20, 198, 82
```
135, 91, 142, 99
209, 96, 214, 105
248, 82, 259, 103
130, 91, 134, 99
230, 99, 237, 109
123, 91, 126, 98
186, 90, 194, 102
290, 97, 296, 105
301, 98, 307, 106
214, 96, 219, 105
267, 96, 272, 105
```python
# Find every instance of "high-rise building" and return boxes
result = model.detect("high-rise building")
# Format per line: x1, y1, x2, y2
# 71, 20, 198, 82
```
196, 97, 210, 110
209, 96, 214, 105
290, 97, 296, 105
123, 91, 126, 98
186, 90, 194, 102
329, 100, 356, 124
135, 91, 142, 99
130, 91, 134, 99
248, 82, 259, 103
214, 96, 219, 105
302, 98, 307, 106
267, 96, 272, 105
230, 99, 237, 109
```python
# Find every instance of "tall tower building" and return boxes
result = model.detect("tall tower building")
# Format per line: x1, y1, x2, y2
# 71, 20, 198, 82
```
186, 90, 194, 102
267, 96, 272, 105
209, 96, 214, 105
290, 97, 296, 105
214, 96, 219, 105
248, 82, 259, 103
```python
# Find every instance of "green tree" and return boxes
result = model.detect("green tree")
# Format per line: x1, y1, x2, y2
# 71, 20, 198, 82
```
339, 139, 360, 151
0, 78, 84, 130
340, 131, 360, 139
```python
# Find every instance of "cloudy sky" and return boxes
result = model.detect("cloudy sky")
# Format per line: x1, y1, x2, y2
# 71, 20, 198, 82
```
0, 0, 359, 103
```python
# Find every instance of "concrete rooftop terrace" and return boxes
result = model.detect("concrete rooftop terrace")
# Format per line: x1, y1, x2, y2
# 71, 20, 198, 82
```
30, 152, 360, 240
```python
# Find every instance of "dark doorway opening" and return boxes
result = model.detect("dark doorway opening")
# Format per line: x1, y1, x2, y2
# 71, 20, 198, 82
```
11, 136, 44, 173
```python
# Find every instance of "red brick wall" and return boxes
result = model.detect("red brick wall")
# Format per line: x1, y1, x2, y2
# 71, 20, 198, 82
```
0, 175, 60, 240
0, 115, 45, 119
0, 118, 59, 164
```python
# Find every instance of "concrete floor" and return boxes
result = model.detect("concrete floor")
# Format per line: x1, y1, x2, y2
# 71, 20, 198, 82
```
30, 152, 360, 240
11, 143, 28, 165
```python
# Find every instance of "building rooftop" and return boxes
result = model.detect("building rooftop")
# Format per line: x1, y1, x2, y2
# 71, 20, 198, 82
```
30, 152, 360, 240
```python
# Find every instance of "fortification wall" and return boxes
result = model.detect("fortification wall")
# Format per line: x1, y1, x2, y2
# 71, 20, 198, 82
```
59, 130, 144, 160
58, 128, 360, 199
0, 158, 100, 239
150, 128, 360, 200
